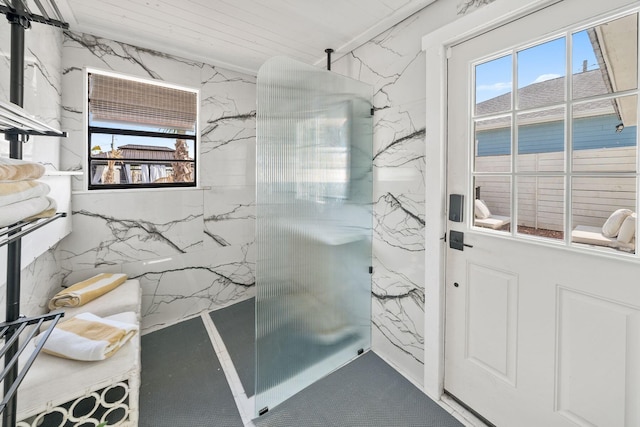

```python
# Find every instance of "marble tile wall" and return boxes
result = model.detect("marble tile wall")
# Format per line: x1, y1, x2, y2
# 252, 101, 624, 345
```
58, 32, 256, 333
0, 0, 494, 381
0, 22, 64, 167
332, 0, 471, 385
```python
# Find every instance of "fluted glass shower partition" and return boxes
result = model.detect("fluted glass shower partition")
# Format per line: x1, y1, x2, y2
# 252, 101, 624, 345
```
255, 56, 373, 415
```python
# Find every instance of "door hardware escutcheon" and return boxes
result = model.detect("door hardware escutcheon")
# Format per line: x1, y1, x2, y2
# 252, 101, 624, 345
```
449, 230, 473, 251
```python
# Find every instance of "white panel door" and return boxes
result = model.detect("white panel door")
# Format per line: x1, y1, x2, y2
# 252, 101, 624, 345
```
445, 1, 640, 426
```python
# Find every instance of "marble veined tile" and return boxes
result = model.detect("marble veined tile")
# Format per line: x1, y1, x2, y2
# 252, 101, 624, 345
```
372, 257, 425, 386
373, 192, 424, 253
458, 0, 496, 15
60, 65, 86, 177
63, 31, 203, 87
57, 190, 204, 269
373, 104, 426, 197
332, 20, 425, 109
200, 64, 256, 118
203, 186, 256, 249
0, 247, 65, 319
200, 115, 256, 188
123, 247, 255, 333
0, 24, 63, 167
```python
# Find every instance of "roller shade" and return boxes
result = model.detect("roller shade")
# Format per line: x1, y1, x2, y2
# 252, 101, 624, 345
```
89, 73, 197, 131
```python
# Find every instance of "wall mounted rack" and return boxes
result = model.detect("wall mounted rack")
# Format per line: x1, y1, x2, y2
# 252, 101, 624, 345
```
1, 1, 68, 426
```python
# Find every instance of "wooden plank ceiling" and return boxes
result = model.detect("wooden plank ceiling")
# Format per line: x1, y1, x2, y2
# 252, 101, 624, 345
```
56, 0, 436, 75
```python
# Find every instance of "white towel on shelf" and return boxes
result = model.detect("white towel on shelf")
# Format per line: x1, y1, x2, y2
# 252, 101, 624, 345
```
36, 312, 138, 361
0, 157, 45, 182
0, 196, 56, 228
0, 180, 50, 208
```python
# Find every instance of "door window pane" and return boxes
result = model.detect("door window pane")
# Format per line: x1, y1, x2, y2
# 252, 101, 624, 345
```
572, 14, 638, 100
517, 37, 566, 109
473, 176, 511, 232
572, 95, 637, 173
571, 176, 636, 253
475, 116, 511, 173
475, 55, 513, 115
517, 176, 564, 241
517, 108, 565, 172
470, 13, 639, 257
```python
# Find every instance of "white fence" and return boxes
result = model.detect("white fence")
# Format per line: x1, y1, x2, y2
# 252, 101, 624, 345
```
475, 146, 637, 231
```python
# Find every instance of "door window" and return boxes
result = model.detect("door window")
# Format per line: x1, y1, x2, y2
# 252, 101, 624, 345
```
472, 13, 639, 255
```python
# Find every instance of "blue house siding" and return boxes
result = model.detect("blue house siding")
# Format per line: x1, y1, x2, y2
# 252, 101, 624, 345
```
477, 114, 636, 156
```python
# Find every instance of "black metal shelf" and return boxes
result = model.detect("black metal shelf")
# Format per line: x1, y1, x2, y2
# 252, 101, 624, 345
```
0, 0, 68, 30
1, 1, 69, 425
0, 99, 67, 137
0, 212, 66, 248
0, 312, 64, 414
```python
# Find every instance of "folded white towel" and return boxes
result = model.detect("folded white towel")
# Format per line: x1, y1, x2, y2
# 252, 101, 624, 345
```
0, 180, 50, 207
36, 312, 137, 361
0, 196, 56, 228
0, 157, 45, 182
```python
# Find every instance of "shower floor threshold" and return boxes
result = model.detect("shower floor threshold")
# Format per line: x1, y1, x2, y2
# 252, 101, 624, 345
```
254, 344, 367, 418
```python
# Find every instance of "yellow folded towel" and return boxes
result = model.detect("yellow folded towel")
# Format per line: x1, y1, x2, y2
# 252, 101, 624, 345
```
0, 180, 50, 207
36, 312, 137, 361
0, 196, 56, 228
0, 157, 45, 182
48, 273, 128, 310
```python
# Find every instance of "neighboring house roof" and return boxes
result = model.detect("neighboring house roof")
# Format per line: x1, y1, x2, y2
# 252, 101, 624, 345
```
94, 144, 179, 162
118, 144, 175, 152
476, 69, 617, 129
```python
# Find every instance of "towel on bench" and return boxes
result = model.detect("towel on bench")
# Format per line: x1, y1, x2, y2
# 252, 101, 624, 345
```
0, 157, 45, 182
37, 312, 137, 361
48, 273, 128, 310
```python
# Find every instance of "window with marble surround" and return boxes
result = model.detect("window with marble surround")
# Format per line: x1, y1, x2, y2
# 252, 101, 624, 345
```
87, 70, 198, 189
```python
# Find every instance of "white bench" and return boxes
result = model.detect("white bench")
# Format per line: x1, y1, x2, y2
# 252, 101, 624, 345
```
17, 279, 141, 427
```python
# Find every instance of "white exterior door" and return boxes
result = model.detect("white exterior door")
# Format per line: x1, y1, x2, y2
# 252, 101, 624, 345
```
445, 1, 640, 426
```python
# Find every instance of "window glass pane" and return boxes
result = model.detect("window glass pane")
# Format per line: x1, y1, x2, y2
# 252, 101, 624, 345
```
89, 159, 194, 185
475, 54, 512, 115
90, 134, 195, 158
87, 72, 198, 190
517, 107, 565, 172
517, 176, 564, 241
517, 37, 566, 109
474, 116, 511, 173
473, 176, 511, 232
572, 95, 637, 173
571, 176, 636, 253
89, 134, 195, 185
572, 14, 638, 100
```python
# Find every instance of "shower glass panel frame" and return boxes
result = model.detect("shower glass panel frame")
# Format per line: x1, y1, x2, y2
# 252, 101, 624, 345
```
255, 56, 373, 416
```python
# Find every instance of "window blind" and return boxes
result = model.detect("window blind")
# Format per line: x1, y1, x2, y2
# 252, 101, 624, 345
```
89, 73, 197, 131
